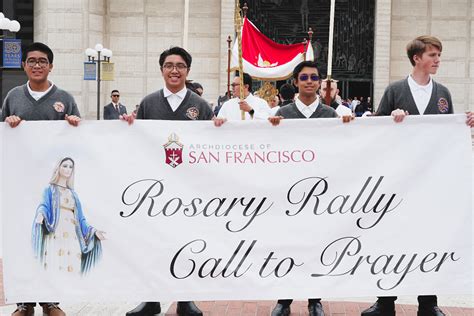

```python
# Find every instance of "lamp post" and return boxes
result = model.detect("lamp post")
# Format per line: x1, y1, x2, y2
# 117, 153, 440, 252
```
85, 44, 112, 120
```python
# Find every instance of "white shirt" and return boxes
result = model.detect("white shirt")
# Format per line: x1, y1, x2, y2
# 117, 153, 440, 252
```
164, 86, 187, 112
270, 106, 280, 116
217, 93, 271, 120
335, 104, 352, 116
295, 96, 320, 118
27, 80, 55, 101
407, 74, 433, 115
350, 99, 359, 111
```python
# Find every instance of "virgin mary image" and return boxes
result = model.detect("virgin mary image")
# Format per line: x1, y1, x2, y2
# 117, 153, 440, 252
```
31, 157, 105, 275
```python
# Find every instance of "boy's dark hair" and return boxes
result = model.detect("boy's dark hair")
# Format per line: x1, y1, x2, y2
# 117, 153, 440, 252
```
279, 83, 295, 101
236, 72, 253, 92
292, 60, 319, 80
406, 35, 442, 66
159, 46, 192, 68
193, 82, 203, 90
22, 42, 54, 64
185, 80, 199, 95
111, 89, 119, 95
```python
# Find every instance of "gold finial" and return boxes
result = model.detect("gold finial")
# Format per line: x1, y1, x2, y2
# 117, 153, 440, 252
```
243, 3, 248, 17
308, 27, 314, 42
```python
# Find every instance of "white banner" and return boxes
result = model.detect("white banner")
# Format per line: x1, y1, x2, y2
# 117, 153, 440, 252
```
1, 115, 472, 303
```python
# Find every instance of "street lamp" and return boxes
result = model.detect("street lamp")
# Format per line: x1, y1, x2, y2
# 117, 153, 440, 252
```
85, 44, 112, 120
1, 12, 22, 70
0, 12, 21, 33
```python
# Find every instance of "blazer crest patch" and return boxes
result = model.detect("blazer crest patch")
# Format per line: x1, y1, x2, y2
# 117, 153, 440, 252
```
437, 98, 449, 113
53, 102, 65, 113
186, 107, 199, 120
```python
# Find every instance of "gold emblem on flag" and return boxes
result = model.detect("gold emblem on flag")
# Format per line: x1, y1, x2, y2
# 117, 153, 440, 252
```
256, 82, 278, 104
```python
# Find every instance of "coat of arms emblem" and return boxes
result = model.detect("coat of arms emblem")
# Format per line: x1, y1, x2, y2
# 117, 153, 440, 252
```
163, 133, 184, 168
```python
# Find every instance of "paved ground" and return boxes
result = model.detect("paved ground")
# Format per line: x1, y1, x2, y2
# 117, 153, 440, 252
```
0, 299, 472, 316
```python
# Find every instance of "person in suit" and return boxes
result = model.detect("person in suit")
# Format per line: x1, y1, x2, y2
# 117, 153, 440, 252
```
361, 35, 474, 316
103, 90, 127, 119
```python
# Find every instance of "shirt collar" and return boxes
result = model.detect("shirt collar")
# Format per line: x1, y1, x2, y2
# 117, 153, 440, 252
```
164, 86, 187, 99
244, 93, 256, 102
295, 95, 320, 113
408, 74, 432, 92
27, 80, 54, 95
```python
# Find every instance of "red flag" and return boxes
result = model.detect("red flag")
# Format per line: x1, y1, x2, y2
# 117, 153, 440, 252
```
231, 18, 314, 80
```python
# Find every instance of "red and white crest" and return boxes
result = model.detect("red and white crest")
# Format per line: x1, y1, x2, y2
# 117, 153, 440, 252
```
163, 133, 184, 168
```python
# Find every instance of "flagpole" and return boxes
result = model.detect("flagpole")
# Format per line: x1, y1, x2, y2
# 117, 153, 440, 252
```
308, 27, 313, 59
235, 0, 246, 120
325, 0, 336, 107
227, 35, 232, 97
303, 38, 308, 61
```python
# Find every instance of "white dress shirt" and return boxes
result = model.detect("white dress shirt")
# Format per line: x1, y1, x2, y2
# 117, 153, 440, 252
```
295, 96, 320, 118
217, 93, 271, 120
335, 104, 352, 117
27, 80, 55, 101
164, 86, 188, 112
407, 74, 433, 115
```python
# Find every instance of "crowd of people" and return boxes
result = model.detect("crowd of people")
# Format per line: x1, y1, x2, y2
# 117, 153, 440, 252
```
1, 34, 473, 316
214, 83, 373, 120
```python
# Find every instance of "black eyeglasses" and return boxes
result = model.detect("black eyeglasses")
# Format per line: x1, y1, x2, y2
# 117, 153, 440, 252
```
26, 58, 49, 68
112, 95, 120, 97
162, 63, 188, 71
299, 74, 320, 81
230, 83, 240, 88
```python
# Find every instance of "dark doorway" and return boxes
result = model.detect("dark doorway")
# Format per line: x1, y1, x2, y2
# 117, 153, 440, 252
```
1, 0, 34, 107
240, 0, 375, 101
341, 80, 372, 100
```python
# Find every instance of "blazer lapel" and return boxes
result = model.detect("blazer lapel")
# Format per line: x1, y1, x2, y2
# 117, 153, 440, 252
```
423, 81, 438, 114
403, 79, 420, 115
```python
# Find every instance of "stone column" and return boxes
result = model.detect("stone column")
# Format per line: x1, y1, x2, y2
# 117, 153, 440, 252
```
219, 0, 235, 102
373, 0, 392, 110
34, 0, 106, 119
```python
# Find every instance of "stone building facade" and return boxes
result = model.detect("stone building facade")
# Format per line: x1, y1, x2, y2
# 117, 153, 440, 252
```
32, 0, 473, 118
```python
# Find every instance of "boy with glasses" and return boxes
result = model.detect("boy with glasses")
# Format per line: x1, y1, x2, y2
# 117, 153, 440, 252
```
1, 42, 80, 316
132, 47, 213, 123
267, 60, 338, 316
125, 46, 212, 316
104, 89, 127, 120
2, 42, 80, 128
269, 61, 338, 125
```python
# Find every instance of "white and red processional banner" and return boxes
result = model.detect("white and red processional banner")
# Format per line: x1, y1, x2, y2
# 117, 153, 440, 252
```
0, 115, 472, 302
230, 17, 315, 80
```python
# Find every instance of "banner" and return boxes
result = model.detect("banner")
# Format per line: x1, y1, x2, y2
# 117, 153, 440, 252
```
1, 115, 472, 303
230, 18, 314, 80
100, 62, 115, 81
2, 39, 22, 68
83, 62, 96, 80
